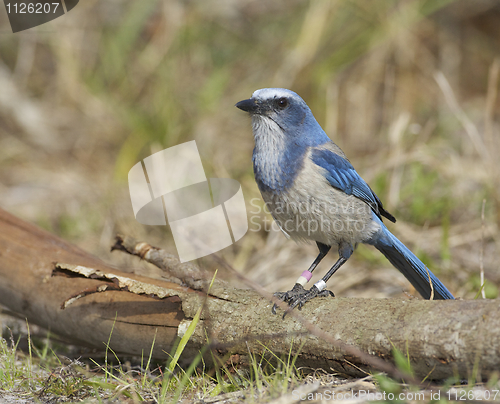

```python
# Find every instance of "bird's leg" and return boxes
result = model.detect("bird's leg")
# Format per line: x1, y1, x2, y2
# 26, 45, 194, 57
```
272, 243, 330, 314
281, 243, 354, 317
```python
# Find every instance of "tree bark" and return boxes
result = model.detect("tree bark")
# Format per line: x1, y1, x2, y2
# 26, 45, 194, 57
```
0, 207, 498, 380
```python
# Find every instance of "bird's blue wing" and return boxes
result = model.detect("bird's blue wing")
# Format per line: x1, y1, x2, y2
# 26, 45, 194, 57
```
311, 147, 396, 222
311, 148, 376, 203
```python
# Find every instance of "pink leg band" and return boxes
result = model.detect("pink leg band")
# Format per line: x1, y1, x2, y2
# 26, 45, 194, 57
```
296, 270, 313, 287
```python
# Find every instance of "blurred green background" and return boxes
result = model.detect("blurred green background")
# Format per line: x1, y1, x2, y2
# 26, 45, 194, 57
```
0, 0, 499, 299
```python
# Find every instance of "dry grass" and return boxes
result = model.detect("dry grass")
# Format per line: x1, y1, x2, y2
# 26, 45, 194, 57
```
1, 0, 500, 401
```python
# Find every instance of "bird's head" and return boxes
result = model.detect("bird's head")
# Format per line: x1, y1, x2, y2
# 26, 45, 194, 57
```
236, 88, 330, 146
236, 88, 332, 191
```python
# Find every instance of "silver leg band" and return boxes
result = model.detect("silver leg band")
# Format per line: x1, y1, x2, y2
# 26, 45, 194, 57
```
314, 280, 327, 292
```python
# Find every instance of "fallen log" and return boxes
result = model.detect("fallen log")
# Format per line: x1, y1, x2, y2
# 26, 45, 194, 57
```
0, 207, 499, 380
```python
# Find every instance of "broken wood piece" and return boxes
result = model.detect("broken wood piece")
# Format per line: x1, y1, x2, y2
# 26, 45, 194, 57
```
55, 263, 185, 308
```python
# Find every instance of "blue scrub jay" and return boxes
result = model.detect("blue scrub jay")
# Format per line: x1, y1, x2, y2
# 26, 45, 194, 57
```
236, 88, 454, 315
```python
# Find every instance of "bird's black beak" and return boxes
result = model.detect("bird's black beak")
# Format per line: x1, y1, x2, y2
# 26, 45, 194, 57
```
235, 98, 258, 113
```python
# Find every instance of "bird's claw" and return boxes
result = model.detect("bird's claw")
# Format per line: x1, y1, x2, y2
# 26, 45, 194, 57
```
272, 283, 334, 318
271, 283, 305, 315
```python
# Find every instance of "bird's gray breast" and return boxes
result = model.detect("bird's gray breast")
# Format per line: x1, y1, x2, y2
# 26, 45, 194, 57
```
260, 151, 380, 246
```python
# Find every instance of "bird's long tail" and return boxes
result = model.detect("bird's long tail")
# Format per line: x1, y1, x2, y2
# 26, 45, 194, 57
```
370, 223, 454, 300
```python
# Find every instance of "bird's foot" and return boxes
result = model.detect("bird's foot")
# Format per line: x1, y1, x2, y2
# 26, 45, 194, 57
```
272, 283, 334, 318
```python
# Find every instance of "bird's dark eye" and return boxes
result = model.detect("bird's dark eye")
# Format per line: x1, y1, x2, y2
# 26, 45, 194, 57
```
277, 97, 289, 109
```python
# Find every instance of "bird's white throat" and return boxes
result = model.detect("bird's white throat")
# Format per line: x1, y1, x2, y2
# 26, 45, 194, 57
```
251, 115, 288, 189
